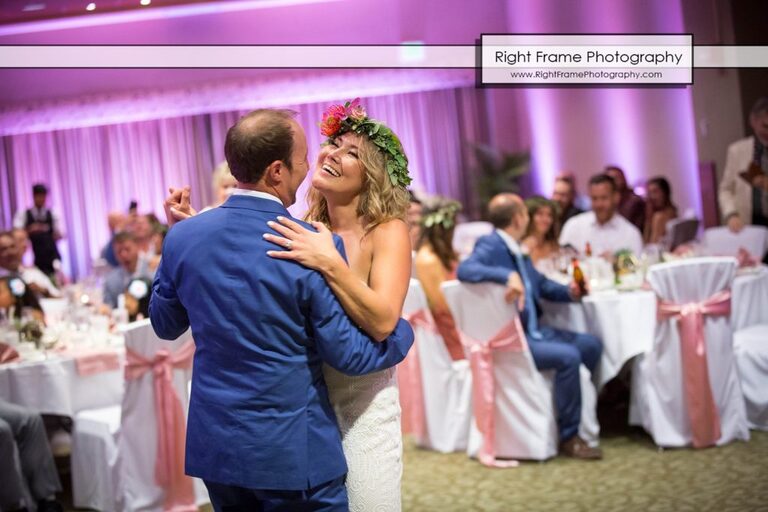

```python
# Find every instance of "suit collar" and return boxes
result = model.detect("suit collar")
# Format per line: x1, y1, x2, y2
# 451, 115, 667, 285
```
220, 193, 290, 216
493, 229, 523, 256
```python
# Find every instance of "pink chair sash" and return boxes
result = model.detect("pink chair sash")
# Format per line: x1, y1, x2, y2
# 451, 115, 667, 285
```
459, 317, 527, 468
125, 340, 196, 512
399, 309, 431, 443
0, 343, 20, 364
657, 289, 731, 448
74, 349, 121, 376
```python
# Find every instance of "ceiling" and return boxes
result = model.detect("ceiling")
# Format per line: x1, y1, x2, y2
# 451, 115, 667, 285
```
0, 0, 225, 25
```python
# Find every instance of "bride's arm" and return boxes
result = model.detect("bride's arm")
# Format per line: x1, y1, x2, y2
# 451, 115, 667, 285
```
266, 218, 411, 342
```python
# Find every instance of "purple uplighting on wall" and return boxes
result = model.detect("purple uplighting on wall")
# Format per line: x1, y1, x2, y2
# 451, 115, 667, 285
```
504, 0, 702, 215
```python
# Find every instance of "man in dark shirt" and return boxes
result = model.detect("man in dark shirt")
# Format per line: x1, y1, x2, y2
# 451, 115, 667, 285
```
12, 184, 63, 277
605, 165, 646, 232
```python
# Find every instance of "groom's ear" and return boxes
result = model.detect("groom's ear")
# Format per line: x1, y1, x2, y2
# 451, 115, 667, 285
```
263, 160, 285, 185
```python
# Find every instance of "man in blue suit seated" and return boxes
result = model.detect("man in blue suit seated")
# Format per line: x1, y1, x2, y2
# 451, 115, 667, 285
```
150, 109, 414, 510
457, 193, 603, 460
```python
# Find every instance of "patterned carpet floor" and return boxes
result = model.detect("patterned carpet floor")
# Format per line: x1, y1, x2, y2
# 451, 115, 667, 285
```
401, 429, 768, 512
64, 429, 768, 511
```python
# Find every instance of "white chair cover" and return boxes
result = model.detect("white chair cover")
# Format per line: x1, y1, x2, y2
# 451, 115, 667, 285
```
71, 404, 121, 511
71, 320, 209, 511
733, 324, 768, 430
702, 226, 768, 259
117, 319, 208, 511
400, 280, 472, 452
442, 281, 599, 461
629, 257, 750, 447
452, 222, 493, 258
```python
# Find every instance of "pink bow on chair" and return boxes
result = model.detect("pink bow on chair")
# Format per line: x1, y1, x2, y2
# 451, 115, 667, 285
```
125, 340, 197, 512
657, 289, 731, 448
459, 316, 527, 468
0, 343, 20, 364
400, 308, 432, 443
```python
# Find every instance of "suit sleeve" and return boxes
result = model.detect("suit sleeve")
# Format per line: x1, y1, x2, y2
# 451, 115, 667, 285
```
533, 263, 572, 303
456, 237, 513, 285
306, 238, 413, 376
149, 247, 190, 340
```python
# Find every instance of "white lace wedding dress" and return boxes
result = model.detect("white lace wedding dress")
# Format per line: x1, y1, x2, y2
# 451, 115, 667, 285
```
324, 365, 402, 511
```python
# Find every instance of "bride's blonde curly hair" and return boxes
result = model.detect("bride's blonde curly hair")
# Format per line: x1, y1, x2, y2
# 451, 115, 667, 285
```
305, 134, 410, 234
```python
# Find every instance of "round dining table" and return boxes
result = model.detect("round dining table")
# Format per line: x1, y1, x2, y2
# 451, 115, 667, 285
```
540, 265, 768, 388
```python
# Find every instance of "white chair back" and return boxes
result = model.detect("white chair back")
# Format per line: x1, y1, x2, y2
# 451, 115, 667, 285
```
441, 280, 558, 460
702, 226, 768, 259
631, 257, 749, 447
401, 280, 472, 452
453, 221, 493, 258
117, 320, 205, 510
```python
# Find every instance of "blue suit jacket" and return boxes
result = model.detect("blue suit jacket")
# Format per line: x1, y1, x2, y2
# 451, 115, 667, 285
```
456, 231, 572, 331
150, 194, 414, 491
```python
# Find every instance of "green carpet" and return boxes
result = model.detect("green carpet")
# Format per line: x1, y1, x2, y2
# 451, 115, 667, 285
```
402, 430, 768, 511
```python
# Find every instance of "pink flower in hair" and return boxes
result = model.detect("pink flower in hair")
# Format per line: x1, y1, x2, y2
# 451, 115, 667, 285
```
326, 104, 347, 120
348, 104, 367, 121
320, 113, 341, 137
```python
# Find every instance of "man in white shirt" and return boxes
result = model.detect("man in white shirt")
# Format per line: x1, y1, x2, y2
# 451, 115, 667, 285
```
0, 230, 61, 298
559, 174, 643, 257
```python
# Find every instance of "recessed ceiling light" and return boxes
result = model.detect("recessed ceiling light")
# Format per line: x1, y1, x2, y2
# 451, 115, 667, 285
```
86, 2, 96, 10
140, 0, 151, 5
22, 3, 46, 12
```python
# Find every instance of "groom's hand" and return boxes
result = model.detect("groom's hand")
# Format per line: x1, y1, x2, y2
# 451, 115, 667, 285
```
164, 186, 197, 226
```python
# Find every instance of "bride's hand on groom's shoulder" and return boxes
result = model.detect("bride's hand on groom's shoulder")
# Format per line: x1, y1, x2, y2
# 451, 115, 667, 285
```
164, 186, 197, 226
264, 216, 344, 273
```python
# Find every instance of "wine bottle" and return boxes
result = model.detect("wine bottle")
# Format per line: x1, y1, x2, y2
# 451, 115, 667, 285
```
572, 258, 588, 296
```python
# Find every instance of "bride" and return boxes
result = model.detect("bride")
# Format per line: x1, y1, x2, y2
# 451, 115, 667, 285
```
166, 99, 412, 511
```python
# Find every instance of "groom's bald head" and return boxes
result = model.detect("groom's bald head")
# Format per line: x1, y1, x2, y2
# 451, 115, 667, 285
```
225, 109, 300, 184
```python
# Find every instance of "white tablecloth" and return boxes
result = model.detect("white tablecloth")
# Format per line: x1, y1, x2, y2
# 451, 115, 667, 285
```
541, 265, 768, 388
0, 345, 124, 416
541, 290, 656, 388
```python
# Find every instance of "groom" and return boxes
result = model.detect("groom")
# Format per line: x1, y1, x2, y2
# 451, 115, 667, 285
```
150, 109, 414, 511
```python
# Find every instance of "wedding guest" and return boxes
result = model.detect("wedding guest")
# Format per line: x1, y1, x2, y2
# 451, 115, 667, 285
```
0, 399, 63, 512
13, 184, 64, 277
1, 231, 61, 298
552, 174, 583, 225
126, 214, 155, 255
414, 197, 464, 361
100, 212, 128, 268
605, 165, 646, 232
718, 97, 768, 234
102, 231, 154, 309
200, 161, 238, 213
643, 177, 678, 245
124, 277, 152, 322
457, 193, 602, 459
407, 189, 423, 250
559, 174, 643, 258
522, 196, 561, 267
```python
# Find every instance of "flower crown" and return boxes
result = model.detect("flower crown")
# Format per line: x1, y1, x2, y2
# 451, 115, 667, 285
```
320, 98, 411, 188
422, 199, 462, 230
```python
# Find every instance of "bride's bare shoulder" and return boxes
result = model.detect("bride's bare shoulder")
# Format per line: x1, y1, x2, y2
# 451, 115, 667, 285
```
370, 218, 409, 242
